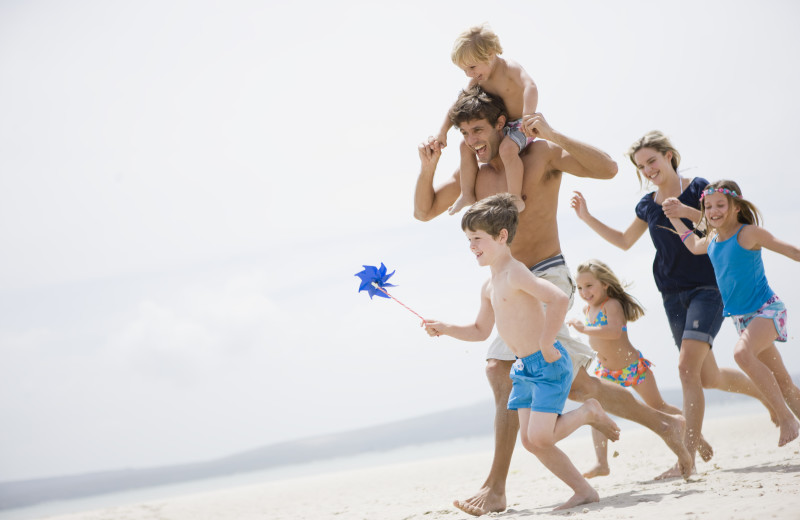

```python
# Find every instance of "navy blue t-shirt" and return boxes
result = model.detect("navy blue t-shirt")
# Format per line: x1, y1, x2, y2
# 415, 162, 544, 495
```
634, 177, 717, 294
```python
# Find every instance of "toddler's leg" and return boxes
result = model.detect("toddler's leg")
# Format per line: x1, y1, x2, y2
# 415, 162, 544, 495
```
733, 318, 799, 446
499, 136, 525, 212
519, 409, 598, 511
448, 140, 478, 215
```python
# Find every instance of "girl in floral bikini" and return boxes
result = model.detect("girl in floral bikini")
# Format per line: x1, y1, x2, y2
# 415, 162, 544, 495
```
568, 259, 711, 478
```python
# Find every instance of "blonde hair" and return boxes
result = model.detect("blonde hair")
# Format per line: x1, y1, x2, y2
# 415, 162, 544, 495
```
576, 259, 645, 322
627, 131, 682, 188
451, 23, 503, 68
698, 179, 763, 231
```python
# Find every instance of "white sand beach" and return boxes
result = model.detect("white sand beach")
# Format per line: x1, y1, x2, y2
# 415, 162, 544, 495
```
36, 411, 800, 520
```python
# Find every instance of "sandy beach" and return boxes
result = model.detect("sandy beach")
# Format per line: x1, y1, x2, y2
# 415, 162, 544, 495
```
37, 411, 800, 520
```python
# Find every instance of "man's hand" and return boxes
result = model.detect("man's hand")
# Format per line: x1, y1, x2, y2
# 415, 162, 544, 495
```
418, 136, 443, 170
521, 112, 555, 140
435, 132, 448, 149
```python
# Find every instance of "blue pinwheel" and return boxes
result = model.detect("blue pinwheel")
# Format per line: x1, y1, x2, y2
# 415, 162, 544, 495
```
355, 263, 425, 323
355, 262, 396, 299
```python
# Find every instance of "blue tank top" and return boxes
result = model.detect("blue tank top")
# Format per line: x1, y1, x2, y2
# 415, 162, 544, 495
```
707, 225, 774, 316
635, 177, 718, 293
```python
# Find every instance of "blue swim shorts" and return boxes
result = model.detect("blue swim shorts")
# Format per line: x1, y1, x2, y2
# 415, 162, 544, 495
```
507, 341, 572, 414
662, 286, 725, 349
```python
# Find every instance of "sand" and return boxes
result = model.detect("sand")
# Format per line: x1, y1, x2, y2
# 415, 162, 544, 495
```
39, 411, 800, 520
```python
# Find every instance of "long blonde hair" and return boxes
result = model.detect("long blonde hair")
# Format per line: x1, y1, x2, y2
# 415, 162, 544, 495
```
577, 259, 645, 322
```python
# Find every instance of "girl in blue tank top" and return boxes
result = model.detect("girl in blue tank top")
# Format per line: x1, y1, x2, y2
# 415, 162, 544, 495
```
669, 179, 800, 448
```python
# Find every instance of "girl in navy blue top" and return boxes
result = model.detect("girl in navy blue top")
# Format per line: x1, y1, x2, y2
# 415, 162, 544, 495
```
570, 131, 773, 478
669, 179, 800, 447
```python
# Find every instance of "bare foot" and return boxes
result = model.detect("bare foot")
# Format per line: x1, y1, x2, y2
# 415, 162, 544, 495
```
778, 417, 800, 447
453, 486, 506, 517
657, 414, 693, 480
552, 487, 599, 511
698, 435, 714, 462
448, 194, 476, 215
582, 463, 610, 479
584, 398, 620, 441
514, 198, 526, 213
655, 462, 696, 480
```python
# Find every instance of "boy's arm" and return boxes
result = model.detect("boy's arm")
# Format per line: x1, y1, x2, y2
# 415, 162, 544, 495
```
436, 113, 452, 148
741, 226, 800, 261
413, 137, 461, 221
522, 80, 539, 118
523, 114, 617, 180
510, 268, 568, 362
437, 78, 479, 146
424, 280, 495, 341
668, 217, 711, 255
510, 62, 539, 116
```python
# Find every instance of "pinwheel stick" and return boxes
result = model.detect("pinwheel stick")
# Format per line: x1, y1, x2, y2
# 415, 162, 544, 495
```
372, 282, 426, 323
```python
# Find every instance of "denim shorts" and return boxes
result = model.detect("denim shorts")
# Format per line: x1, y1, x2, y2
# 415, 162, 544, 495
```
507, 341, 572, 413
662, 286, 725, 349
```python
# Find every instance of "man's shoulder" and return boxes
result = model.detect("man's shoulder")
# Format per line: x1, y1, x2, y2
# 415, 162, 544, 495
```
520, 140, 561, 179
521, 139, 558, 160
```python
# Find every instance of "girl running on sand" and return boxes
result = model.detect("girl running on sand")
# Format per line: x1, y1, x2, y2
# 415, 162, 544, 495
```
568, 259, 711, 478
668, 180, 800, 447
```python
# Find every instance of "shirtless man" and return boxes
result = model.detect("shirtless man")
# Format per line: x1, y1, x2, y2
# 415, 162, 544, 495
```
414, 86, 692, 516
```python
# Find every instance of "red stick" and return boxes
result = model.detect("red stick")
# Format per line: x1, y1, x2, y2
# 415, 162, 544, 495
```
373, 283, 426, 323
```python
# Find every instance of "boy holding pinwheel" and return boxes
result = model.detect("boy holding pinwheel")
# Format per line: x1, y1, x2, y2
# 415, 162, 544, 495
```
423, 193, 619, 511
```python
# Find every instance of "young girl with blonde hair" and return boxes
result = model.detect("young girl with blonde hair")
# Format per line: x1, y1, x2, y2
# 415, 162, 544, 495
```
568, 259, 710, 477
668, 180, 800, 447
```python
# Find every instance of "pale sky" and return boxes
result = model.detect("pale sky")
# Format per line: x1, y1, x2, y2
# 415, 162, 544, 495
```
1, 0, 799, 482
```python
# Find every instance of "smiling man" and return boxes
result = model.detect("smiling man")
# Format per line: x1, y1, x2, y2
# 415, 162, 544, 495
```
414, 86, 694, 516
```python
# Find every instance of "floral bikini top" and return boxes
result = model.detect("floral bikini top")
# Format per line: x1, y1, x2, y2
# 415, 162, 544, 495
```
584, 297, 628, 331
